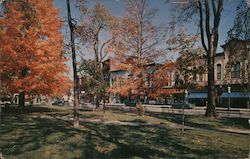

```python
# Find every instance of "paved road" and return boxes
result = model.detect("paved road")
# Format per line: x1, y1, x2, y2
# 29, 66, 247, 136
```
79, 103, 250, 118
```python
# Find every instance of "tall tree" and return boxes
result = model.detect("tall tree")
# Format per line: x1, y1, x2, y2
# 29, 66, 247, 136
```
170, 0, 224, 117
167, 30, 206, 89
66, 0, 80, 127
110, 0, 165, 102
0, 0, 70, 111
77, 3, 115, 108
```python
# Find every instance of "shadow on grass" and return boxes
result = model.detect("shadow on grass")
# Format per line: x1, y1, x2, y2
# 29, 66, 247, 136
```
1, 104, 60, 115
82, 122, 245, 159
0, 108, 248, 158
1, 115, 173, 159
119, 119, 147, 123
150, 112, 249, 130
218, 118, 249, 129
83, 123, 174, 158
79, 113, 103, 119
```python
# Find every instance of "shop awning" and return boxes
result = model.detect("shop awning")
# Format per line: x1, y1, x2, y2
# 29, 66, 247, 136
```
187, 92, 207, 99
220, 92, 250, 98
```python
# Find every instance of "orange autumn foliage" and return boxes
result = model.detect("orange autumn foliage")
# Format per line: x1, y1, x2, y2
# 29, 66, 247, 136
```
109, 77, 134, 97
0, 0, 71, 96
108, 56, 145, 98
108, 0, 166, 100
109, 61, 176, 99
147, 62, 176, 99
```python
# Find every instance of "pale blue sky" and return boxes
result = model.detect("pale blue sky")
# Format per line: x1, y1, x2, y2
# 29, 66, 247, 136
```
54, 0, 240, 52
53, 0, 241, 76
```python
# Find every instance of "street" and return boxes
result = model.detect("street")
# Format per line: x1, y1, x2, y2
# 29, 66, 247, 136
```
79, 103, 250, 118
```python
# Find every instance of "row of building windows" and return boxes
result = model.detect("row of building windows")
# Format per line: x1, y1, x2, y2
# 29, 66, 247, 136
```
216, 62, 241, 80
191, 62, 242, 82
110, 62, 245, 88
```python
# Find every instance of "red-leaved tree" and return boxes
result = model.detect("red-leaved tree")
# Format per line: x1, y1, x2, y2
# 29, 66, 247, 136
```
0, 0, 71, 111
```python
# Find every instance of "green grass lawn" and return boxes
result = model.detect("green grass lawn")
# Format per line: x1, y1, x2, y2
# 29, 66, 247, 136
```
150, 113, 249, 130
0, 104, 249, 159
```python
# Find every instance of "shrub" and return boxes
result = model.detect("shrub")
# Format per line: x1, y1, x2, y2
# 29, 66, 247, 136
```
136, 102, 145, 116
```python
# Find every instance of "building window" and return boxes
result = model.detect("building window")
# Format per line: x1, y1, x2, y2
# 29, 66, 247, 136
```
175, 74, 183, 86
231, 62, 240, 79
199, 74, 203, 81
217, 64, 222, 80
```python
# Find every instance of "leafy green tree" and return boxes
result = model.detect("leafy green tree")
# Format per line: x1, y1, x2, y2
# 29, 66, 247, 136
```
79, 59, 108, 113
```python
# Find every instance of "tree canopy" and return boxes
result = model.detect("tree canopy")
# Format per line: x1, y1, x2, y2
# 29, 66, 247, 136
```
0, 0, 71, 97
227, 0, 250, 41
109, 0, 166, 101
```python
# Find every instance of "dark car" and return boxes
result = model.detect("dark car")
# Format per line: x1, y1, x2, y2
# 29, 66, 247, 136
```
172, 101, 194, 109
0, 97, 12, 105
52, 99, 64, 106
124, 100, 137, 107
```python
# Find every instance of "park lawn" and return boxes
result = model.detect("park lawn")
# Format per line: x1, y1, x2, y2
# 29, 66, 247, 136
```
8, 104, 248, 130
150, 113, 249, 130
0, 104, 249, 159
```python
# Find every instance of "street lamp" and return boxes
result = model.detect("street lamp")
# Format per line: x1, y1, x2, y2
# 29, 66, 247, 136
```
228, 86, 231, 110
181, 90, 188, 134
247, 44, 250, 109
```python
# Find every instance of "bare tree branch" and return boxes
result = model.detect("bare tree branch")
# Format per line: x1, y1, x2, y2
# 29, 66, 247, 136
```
211, 0, 217, 17
100, 37, 114, 61
205, 0, 211, 45
198, 1, 208, 53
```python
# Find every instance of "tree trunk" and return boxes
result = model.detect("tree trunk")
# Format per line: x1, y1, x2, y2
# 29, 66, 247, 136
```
248, 45, 250, 107
19, 92, 25, 112
205, 37, 217, 117
102, 97, 106, 118
66, 0, 79, 128
96, 95, 100, 109
205, 71, 217, 117
200, 0, 223, 117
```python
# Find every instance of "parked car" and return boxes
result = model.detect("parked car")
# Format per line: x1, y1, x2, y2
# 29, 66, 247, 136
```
124, 100, 137, 107
0, 97, 12, 105
52, 99, 64, 106
172, 101, 195, 109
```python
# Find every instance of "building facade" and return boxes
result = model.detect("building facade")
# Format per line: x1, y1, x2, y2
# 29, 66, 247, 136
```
98, 39, 249, 107
187, 39, 250, 108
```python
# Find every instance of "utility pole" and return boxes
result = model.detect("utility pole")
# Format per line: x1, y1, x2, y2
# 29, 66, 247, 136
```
248, 119, 250, 159
247, 44, 250, 109
66, 0, 79, 127
228, 85, 231, 110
